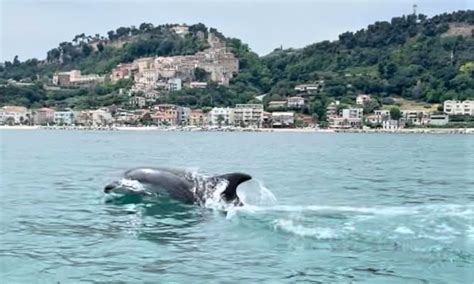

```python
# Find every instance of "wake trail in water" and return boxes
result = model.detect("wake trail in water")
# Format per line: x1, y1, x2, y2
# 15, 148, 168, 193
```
230, 184, 474, 244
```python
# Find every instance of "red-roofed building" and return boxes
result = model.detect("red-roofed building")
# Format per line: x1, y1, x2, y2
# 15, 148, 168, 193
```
0, 106, 29, 125
33, 107, 55, 125
151, 111, 177, 126
188, 109, 207, 126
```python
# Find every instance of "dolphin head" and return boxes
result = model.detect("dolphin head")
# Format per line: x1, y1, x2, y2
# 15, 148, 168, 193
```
104, 179, 149, 195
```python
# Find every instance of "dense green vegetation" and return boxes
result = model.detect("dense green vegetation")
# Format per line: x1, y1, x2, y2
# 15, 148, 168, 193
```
261, 11, 474, 111
1, 10, 473, 117
0, 79, 132, 109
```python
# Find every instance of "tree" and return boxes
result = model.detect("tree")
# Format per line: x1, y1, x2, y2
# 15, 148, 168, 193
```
390, 107, 402, 120
107, 30, 115, 41
194, 67, 208, 81
363, 100, 380, 115
216, 114, 225, 127
82, 44, 93, 56
13, 55, 20, 66
140, 113, 152, 125
139, 23, 153, 31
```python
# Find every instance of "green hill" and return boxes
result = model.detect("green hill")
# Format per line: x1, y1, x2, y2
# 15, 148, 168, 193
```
1, 10, 473, 115
260, 10, 474, 117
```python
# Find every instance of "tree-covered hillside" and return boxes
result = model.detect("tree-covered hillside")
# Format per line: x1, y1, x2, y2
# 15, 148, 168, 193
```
262, 11, 474, 104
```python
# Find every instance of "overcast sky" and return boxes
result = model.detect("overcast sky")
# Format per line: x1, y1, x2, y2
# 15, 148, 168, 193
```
0, 0, 471, 62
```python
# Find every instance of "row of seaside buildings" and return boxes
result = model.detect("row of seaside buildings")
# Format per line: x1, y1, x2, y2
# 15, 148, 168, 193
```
1, 99, 472, 128
0, 104, 312, 128
325, 96, 473, 129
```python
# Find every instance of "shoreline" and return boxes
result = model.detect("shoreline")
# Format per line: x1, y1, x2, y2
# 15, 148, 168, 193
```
1, 125, 473, 134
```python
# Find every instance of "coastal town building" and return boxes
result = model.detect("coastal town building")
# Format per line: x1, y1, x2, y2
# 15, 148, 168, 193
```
110, 63, 132, 82
0, 106, 29, 125
151, 111, 176, 126
188, 109, 207, 126
403, 110, 430, 126
54, 111, 76, 125
177, 106, 191, 125
168, 78, 182, 91
129, 96, 146, 108
429, 114, 449, 126
328, 117, 362, 129
367, 110, 391, 125
91, 109, 113, 126
271, 112, 295, 128
342, 108, 363, 119
287, 97, 305, 109
326, 101, 340, 118
328, 108, 363, 129
299, 114, 315, 127
33, 108, 55, 125
153, 104, 179, 125
52, 70, 105, 86
443, 100, 474, 115
356, 94, 372, 105
208, 107, 234, 126
268, 100, 287, 109
294, 83, 322, 93
383, 119, 403, 130
233, 104, 264, 127
189, 82, 208, 89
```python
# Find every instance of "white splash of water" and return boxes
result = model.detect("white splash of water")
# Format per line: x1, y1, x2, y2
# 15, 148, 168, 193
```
238, 180, 277, 207
394, 226, 415, 235
203, 179, 232, 211
273, 219, 338, 239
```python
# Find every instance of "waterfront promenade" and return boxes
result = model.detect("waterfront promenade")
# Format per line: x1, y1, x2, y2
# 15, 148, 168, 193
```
1, 125, 473, 134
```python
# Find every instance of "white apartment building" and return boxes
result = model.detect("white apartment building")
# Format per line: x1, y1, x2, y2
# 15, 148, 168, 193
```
0, 106, 29, 124
294, 83, 321, 92
429, 114, 449, 126
403, 110, 430, 126
168, 78, 182, 91
444, 100, 474, 115
342, 108, 363, 119
208, 107, 234, 126
233, 104, 264, 127
287, 97, 305, 108
54, 111, 76, 125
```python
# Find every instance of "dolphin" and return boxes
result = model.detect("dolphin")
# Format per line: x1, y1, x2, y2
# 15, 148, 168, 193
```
104, 167, 252, 206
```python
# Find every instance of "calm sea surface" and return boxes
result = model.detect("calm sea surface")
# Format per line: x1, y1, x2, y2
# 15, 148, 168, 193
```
0, 130, 473, 283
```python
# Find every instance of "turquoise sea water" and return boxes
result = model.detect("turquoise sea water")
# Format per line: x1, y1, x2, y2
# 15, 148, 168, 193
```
0, 130, 473, 283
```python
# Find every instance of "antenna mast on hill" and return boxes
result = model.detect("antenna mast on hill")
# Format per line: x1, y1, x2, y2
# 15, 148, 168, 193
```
413, 3, 418, 16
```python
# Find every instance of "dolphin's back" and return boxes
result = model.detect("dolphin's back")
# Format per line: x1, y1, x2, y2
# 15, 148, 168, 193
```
124, 168, 196, 203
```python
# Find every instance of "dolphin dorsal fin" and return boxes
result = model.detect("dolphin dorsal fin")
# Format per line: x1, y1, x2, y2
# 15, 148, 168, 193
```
218, 173, 252, 201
